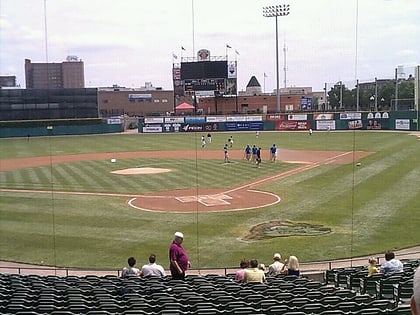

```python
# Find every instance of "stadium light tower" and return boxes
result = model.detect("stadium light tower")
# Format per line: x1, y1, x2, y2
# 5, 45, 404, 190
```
263, 4, 290, 112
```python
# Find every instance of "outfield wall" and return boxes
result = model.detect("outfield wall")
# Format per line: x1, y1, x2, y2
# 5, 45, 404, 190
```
138, 111, 419, 133
0, 111, 417, 137
0, 118, 123, 138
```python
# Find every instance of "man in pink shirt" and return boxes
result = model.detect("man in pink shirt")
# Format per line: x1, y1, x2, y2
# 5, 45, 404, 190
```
169, 231, 190, 280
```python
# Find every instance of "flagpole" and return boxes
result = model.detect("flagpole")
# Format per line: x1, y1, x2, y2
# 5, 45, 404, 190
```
264, 73, 266, 93
192, 0, 195, 56
226, 44, 232, 59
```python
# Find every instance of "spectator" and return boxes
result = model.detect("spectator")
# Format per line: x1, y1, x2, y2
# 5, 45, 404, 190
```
367, 257, 379, 276
281, 255, 300, 277
380, 250, 403, 276
258, 263, 267, 273
244, 259, 266, 283
121, 256, 140, 278
141, 254, 166, 277
268, 253, 284, 276
411, 267, 420, 315
169, 231, 190, 280
235, 258, 249, 282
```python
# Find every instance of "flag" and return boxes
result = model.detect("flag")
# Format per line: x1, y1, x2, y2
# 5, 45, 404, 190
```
235, 49, 240, 55
172, 53, 178, 59
181, 46, 186, 51
226, 44, 232, 48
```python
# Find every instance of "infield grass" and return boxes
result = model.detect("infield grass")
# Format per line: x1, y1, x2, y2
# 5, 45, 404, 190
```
0, 131, 419, 269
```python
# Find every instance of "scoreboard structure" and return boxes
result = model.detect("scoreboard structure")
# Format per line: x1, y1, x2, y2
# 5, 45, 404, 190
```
173, 49, 237, 99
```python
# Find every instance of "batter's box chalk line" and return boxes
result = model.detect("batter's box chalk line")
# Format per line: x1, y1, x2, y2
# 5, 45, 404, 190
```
176, 193, 233, 206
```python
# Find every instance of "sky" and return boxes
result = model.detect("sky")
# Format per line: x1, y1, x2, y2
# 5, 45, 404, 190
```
0, 0, 419, 92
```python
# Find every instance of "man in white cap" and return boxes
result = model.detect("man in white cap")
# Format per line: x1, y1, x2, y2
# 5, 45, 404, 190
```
169, 231, 190, 280
412, 267, 420, 315
268, 253, 284, 276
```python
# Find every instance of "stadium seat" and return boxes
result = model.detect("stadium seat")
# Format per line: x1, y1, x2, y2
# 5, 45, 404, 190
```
267, 305, 296, 315
319, 310, 348, 315
387, 304, 413, 315
360, 273, 383, 295
376, 274, 404, 299
353, 308, 387, 315
392, 278, 413, 306
298, 302, 327, 314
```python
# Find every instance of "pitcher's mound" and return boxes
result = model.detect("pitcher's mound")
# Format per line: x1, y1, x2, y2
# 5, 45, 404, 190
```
111, 167, 171, 175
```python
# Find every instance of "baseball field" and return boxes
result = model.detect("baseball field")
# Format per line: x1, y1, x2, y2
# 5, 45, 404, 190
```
0, 130, 419, 270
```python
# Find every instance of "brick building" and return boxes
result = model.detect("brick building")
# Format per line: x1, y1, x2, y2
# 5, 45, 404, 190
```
98, 87, 174, 117
25, 56, 85, 89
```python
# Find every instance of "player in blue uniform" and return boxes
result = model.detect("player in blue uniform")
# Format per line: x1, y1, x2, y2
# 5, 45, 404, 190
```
244, 144, 251, 161
251, 145, 258, 163
270, 144, 277, 162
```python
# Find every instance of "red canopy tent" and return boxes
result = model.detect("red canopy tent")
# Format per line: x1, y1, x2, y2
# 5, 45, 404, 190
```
175, 102, 195, 111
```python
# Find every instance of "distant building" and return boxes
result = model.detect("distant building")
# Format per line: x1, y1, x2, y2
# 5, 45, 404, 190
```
25, 57, 85, 89
98, 85, 174, 117
241, 76, 262, 96
0, 76, 17, 87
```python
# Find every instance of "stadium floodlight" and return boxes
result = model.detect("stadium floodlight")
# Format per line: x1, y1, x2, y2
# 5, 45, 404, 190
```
263, 4, 290, 112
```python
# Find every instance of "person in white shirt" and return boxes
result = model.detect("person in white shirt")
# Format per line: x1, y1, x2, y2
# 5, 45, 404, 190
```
268, 253, 284, 276
141, 254, 166, 277
121, 256, 140, 278
380, 250, 404, 276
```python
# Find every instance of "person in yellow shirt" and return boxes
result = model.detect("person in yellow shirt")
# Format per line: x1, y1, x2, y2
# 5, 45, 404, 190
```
368, 257, 379, 276
244, 259, 266, 283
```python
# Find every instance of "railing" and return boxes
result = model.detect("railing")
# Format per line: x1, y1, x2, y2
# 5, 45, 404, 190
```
1, 248, 418, 278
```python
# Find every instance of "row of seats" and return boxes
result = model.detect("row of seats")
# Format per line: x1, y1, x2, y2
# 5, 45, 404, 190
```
325, 258, 419, 305
0, 270, 415, 314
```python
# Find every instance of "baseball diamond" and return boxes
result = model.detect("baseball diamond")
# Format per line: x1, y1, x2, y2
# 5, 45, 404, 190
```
0, 149, 372, 213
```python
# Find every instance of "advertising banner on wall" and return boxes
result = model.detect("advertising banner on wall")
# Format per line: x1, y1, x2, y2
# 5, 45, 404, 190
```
347, 120, 363, 129
162, 123, 182, 132
164, 117, 184, 123
340, 112, 362, 120
185, 116, 206, 123
316, 120, 336, 130
143, 126, 163, 133
180, 124, 205, 132
276, 120, 309, 130
288, 114, 308, 121
144, 117, 164, 124
266, 114, 285, 121
395, 119, 410, 130
207, 116, 227, 122
224, 121, 264, 131
314, 113, 334, 120
300, 98, 313, 110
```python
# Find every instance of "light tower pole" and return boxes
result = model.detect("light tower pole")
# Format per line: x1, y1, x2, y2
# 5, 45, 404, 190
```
263, 4, 290, 112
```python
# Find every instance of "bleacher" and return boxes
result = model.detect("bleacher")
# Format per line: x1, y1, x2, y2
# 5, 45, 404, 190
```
1, 259, 418, 315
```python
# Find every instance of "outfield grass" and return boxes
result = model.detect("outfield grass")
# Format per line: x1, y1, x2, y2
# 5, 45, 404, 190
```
0, 131, 419, 269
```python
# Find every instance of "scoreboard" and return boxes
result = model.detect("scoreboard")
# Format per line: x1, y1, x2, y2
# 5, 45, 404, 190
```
173, 51, 237, 97
183, 78, 225, 91
181, 61, 227, 80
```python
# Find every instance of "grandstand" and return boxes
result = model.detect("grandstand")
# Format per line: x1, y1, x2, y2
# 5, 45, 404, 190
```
1, 259, 417, 314
1, 248, 418, 314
